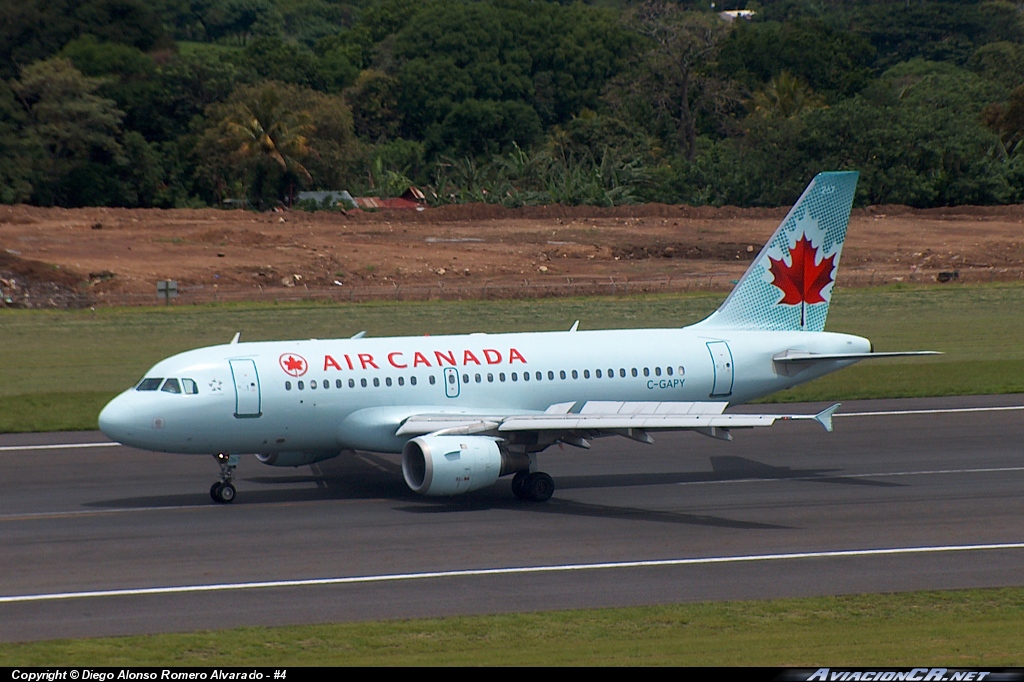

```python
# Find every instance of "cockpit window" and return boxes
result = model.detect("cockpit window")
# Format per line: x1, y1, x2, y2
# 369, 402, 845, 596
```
161, 378, 182, 394
136, 378, 163, 391
181, 378, 199, 395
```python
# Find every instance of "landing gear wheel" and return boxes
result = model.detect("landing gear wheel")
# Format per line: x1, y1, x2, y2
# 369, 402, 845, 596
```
511, 471, 529, 500
211, 452, 240, 504
213, 482, 236, 504
524, 472, 554, 502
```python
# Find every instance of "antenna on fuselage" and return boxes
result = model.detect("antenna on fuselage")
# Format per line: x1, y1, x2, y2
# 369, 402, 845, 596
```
351, 331, 367, 339
569, 320, 579, 332
230, 332, 240, 344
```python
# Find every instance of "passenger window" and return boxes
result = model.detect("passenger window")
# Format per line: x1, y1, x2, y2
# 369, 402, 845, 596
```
298, 381, 305, 390
310, 380, 317, 389
583, 370, 590, 379
182, 378, 199, 394
462, 373, 470, 384
572, 370, 578, 379
361, 378, 367, 388
678, 366, 685, 376
655, 367, 662, 376
136, 378, 163, 391
666, 367, 673, 376
336, 379, 343, 388
285, 381, 292, 391
373, 378, 380, 387
386, 377, 392, 387
512, 373, 518, 381
398, 376, 405, 386
161, 379, 181, 394
596, 369, 602, 378
559, 370, 566, 380
349, 379, 355, 388
499, 373, 506, 382
475, 373, 481, 383
411, 376, 418, 386
487, 373, 493, 383
608, 368, 614, 378
523, 372, 530, 382
631, 368, 638, 377
643, 368, 650, 377
429, 376, 436, 385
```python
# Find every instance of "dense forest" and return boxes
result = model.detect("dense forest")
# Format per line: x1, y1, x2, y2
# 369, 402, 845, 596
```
3, 0, 1024, 209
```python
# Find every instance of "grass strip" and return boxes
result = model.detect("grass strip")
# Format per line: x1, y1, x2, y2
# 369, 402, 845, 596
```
1, 588, 1021, 665
2, 283, 1023, 432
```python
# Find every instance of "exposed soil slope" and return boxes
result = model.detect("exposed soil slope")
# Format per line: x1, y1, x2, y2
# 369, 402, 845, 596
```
2, 202, 1022, 307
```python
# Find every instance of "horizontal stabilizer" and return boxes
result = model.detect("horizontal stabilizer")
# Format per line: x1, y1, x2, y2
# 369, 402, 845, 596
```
773, 350, 941, 363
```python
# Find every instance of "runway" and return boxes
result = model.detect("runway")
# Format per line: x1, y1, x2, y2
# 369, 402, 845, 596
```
1, 395, 1022, 642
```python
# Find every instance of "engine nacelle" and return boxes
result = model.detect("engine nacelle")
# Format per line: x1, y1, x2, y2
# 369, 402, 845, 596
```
402, 435, 528, 496
256, 451, 340, 467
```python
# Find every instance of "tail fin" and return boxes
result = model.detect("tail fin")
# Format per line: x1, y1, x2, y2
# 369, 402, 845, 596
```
696, 171, 859, 332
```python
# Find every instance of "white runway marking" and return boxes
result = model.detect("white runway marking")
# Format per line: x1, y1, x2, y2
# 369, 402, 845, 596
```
678, 465, 1024, 486
0, 442, 120, 452
2, 542, 1022, 604
835, 405, 1024, 418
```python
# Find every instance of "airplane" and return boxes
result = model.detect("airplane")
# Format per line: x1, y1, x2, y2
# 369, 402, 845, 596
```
98, 171, 936, 504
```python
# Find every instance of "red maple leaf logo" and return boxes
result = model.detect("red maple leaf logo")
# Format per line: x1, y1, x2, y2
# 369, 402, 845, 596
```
279, 353, 308, 377
768, 234, 835, 306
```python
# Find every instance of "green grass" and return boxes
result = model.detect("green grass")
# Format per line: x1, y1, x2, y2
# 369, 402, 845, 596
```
1, 588, 1021, 665
2, 283, 1024, 431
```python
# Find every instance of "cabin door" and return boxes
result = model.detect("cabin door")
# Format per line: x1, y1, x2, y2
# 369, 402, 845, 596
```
707, 341, 734, 397
229, 359, 262, 417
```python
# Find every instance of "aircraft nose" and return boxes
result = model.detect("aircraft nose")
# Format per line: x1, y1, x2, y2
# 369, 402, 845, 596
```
98, 393, 138, 443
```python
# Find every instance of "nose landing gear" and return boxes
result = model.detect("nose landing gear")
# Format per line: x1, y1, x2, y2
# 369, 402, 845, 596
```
210, 453, 239, 504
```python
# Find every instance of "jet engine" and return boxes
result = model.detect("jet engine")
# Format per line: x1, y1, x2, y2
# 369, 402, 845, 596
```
402, 435, 528, 496
256, 451, 340, 467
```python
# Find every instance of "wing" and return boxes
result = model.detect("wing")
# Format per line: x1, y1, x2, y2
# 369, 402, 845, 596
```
395, 401, 840, 446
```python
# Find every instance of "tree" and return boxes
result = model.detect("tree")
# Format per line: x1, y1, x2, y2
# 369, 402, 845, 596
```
749, 71, 825, 121
346, 69, 401, 141
215, 83, 314, 206
0, 82, 35, 203
0, 0, 167, 79
11, 58, 125, 205
610, 4, 737, 161
199, 81, 358, 207
984, 85, 1024, 154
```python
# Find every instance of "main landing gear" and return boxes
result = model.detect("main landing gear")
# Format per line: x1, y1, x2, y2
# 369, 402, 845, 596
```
210, 452, 240, 504
511, 471, 555, 502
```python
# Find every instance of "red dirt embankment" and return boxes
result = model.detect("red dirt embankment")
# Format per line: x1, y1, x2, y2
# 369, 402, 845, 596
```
2, 202, 1022, 307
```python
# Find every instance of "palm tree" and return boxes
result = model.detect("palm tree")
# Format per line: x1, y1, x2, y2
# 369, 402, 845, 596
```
219, 84, 315, 207
750, 71, 826, 121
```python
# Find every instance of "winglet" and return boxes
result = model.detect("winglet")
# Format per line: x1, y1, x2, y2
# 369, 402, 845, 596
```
814, 403, 841, 432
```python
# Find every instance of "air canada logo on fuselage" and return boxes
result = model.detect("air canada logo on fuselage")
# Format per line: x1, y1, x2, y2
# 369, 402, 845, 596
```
279, 353, 308, 377
322, 348, 528, 371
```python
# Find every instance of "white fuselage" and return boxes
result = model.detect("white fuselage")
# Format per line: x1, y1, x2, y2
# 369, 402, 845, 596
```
98, 326, 870, 457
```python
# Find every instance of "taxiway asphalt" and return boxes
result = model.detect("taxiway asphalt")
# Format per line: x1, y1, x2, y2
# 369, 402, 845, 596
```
1, 395, 1022, 642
